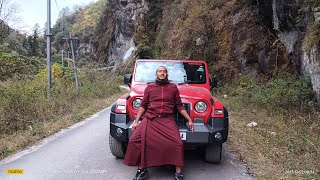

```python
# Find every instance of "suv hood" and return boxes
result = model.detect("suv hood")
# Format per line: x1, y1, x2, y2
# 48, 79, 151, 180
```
129, 84, 211, 100
177, 84, 211, 99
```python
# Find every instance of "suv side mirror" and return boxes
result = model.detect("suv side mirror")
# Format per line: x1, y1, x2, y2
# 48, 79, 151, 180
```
210, 77, 218, 90
124, 74, 132, 87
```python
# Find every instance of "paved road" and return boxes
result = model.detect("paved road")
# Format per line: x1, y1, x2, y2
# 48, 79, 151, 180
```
0, 107, 254, 180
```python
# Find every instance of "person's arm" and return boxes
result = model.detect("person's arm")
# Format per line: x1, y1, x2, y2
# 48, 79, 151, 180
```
132, 107, 145, 132
174, 85, 194, 132
180, 109, 194, 132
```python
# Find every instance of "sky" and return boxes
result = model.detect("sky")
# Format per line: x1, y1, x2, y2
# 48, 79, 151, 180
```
13, 0, 97, 33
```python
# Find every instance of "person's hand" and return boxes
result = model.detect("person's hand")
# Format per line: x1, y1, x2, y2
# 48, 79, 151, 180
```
188, 121, 194, 132
132, 121, 139, 132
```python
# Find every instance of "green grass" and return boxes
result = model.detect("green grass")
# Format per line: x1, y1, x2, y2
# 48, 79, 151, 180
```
215, 75, 320, 179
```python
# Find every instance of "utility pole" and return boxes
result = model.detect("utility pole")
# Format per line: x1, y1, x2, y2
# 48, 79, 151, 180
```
67, 51, 70, 67
64, 33, 79, 91
70, 35, 79, 91
68, 53, 70, 67
61, 49, 64, 67
65, 40, 70, 68
46, 0, 52, 95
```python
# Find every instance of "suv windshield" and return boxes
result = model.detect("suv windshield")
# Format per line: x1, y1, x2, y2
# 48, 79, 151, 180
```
135, 61, 206, 84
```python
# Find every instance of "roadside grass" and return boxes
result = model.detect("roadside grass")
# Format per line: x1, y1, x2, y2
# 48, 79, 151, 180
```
0, 67, 124, 160
216, 75, 320, 179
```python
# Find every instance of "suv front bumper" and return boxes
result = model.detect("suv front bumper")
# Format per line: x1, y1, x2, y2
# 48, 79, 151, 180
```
110, 110, 228, 144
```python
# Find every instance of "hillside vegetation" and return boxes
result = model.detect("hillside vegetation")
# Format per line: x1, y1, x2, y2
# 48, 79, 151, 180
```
92, 0, 320, 178
0, 0, 319, 178
218, 75, 318, 179
0, 0, 121, 160
38, 0, 107, 67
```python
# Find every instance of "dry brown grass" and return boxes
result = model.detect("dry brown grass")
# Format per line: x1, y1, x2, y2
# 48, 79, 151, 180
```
0, 92, 123, 160
217, 86, 320, 179
0, 68, 125, 160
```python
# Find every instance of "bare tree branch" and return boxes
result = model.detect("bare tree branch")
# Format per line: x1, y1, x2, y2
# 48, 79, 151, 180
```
0, 0, 21, 40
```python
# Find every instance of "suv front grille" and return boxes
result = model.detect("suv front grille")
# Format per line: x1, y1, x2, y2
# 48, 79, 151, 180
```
174, 103, 190, 128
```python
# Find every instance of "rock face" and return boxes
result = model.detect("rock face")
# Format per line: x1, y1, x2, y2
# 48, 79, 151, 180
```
269, 0, 320, 101
270, 0, 304, 55
98, 0, 320, 100
301, 46, 320, 101
305, 6, 320, 102
107, 0, 148, 68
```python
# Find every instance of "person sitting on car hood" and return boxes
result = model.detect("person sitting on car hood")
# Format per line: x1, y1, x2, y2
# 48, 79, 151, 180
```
123, 66, 194, 180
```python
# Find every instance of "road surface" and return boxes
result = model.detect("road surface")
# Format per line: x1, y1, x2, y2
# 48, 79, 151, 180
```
0, 107, 254, 180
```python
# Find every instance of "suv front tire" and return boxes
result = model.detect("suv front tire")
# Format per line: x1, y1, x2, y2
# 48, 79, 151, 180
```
205, 143, 222, 163
109, 134, 126, 158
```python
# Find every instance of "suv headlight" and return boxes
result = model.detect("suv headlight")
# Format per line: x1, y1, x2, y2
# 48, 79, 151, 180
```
132, 98, 142, 110
116, 105, 126, 113
195, 101, 207, 113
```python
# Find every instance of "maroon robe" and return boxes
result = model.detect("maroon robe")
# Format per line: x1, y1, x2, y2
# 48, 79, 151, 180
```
123, 82, 186, 168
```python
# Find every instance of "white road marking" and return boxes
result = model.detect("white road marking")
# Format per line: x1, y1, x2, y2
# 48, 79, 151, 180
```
0, 107, 111, 165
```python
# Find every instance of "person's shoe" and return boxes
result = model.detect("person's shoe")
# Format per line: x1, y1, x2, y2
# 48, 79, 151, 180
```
174, 172, 184, 180
132, 168, 149, 180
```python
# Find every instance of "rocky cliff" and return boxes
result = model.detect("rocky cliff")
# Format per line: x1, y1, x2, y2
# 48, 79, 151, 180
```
269, 0, 320, 101
95, 0, 320, 101
94, 0, 148, 67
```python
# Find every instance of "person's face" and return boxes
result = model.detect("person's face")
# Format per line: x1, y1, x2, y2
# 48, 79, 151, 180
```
156, 67, 168, 80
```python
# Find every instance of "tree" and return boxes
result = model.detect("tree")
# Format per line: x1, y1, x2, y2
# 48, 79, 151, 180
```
27, 35, 33, 56
29, 23, 46, 57
59, 7, 71, 17
0, 0, 19, 21
33, 23, 41, 34
26, 24, 39, 56
52, 1, 106, 56
32, 29, 39, 56
0, 0, 20, 41
3, 30, 28, 55
71, 0, 106, 43
0, 19, 9, 41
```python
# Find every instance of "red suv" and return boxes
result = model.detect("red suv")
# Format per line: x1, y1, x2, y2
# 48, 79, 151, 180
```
109, 59, 228, 163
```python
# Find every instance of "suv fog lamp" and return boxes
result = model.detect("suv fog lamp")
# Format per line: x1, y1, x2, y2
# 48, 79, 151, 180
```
215, 132, 222, 140
214, 109, 223, 115
195, 101, 207, 113
132, 98, 142, 110
116, 128, 123, 136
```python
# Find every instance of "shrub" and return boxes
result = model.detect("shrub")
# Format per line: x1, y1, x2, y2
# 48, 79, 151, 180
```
0, 51, 43, 81
230, 75, 314, 110
262, 77, 313, 108
303, 22, 320, 53
222, 75, 319, 179
0, 64, 121, 134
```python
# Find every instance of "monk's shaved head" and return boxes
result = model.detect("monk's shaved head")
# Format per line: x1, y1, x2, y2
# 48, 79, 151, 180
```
156, 66, 168, 73
155, 66, 168, 80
